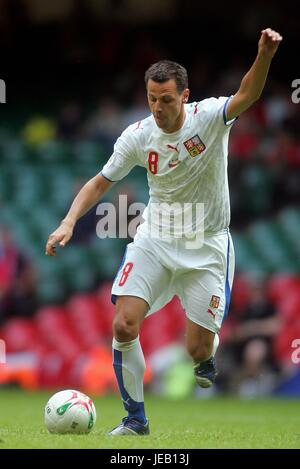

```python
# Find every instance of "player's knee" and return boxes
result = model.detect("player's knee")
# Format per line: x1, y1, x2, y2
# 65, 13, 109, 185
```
113, 310, 140, 342
113, 296, 146, 341
187, 343, 212, 363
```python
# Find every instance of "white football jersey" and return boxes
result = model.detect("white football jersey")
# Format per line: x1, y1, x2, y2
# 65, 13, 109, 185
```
100, 96, 235, 236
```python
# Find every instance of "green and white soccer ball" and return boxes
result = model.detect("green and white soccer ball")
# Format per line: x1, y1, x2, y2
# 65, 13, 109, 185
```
44, 389, 97, 434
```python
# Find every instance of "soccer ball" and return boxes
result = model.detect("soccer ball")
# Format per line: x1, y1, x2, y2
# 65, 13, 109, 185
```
44, 389, 97, 434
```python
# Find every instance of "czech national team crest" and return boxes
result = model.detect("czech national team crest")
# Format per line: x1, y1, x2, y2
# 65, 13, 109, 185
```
209, 295, 220, 309
183, 134, 206, 157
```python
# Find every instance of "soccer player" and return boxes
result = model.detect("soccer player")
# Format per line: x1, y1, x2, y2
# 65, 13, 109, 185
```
46, 28, 282, 435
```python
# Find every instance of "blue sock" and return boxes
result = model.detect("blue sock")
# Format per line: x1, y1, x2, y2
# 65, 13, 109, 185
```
112, 336, 147, 424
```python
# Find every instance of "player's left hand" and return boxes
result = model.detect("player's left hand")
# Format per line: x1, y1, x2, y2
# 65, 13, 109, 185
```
258, 28, 283, 58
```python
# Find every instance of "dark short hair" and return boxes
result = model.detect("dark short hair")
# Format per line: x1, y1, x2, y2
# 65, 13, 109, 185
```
144, 60, 188, 94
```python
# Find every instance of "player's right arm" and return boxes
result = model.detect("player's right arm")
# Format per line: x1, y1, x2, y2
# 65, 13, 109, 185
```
46, 124, 140, 256
45, 174, 113, 256
226, 28, 282, 121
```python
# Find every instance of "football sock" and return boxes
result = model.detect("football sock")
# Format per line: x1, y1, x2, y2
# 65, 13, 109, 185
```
112, 336, 147, 424
212, 333, 219, 357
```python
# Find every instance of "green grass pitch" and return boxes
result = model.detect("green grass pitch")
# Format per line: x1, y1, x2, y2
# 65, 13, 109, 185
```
0, 389, 299, 449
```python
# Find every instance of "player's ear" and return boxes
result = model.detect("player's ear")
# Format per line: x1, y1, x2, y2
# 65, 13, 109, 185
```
182, 88, 190, 103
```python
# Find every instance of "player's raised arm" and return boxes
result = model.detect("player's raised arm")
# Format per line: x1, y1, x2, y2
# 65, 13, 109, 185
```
45, 173, 113, 256
226, 28, 283, 121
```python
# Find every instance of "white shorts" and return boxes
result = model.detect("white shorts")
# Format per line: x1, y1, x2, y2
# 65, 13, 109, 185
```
111, 229, 235, 333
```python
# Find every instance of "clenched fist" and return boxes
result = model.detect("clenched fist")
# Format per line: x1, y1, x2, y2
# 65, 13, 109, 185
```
258, 28, 283, 58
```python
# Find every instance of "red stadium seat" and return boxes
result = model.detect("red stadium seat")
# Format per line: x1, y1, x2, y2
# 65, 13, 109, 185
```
267, 274, 300, 304
35, 305, 70, 330
278, 292, 300, 324
96, 281, 115, 337
163, 296, 185, 339
2, 318, 39, 353
35, 306, 82, 360
140, 301, 182, 357
37, 350, 76, 388
230, 274, 252, 314
67, 293, 106, 348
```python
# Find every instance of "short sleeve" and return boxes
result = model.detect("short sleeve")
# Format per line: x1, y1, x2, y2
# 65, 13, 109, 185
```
201, 96, 237, 129
222, 96, 237, 126
100, 128, 138, 182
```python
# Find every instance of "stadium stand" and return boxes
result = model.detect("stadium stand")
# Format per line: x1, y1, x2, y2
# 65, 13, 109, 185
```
0, 0, 299, 396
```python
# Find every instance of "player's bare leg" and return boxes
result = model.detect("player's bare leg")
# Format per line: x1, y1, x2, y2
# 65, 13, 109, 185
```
186, 318, 219, 388
109, 295, 150, 435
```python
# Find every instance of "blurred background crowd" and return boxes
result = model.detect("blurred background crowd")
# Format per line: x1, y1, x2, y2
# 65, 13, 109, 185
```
1, 0, 300, 398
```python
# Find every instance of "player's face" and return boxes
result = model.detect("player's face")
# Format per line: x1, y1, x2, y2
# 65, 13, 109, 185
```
147, 79, 189, 133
